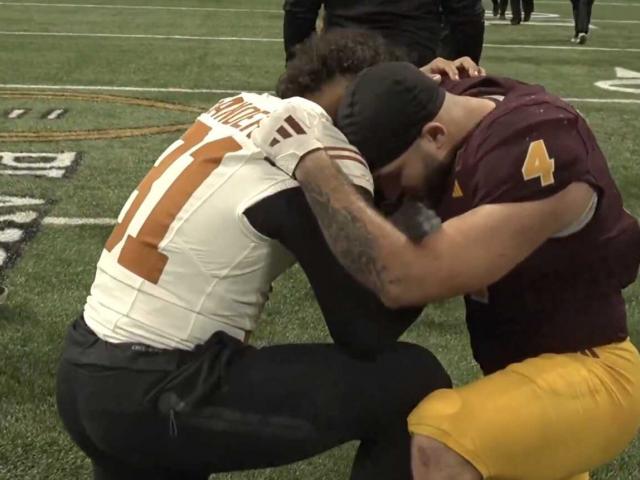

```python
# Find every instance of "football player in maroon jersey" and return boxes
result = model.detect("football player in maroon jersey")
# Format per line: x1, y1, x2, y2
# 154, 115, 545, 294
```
253, 62, 640, 480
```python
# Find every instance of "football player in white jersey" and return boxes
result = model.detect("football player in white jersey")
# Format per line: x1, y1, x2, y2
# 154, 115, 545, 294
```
57, 30, 480, 480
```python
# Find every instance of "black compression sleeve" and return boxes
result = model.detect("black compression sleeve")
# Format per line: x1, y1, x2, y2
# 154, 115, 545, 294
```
244, 187, 423, 357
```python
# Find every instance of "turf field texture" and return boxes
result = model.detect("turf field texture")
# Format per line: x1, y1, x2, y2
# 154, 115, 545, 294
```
0, 0, 639, 478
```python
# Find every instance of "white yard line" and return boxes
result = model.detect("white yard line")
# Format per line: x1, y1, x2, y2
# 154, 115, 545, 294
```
565, 98, 640, 103
42, 217, 117, 226
485, 43, 640, 52
486, 20, 599, 27
3, 0, 638, 9
487, 14, 639, 26
536, 0, 640, 5
594, 19, 640, 23
0, 31, 280, 42
0, 2, 633, 24
0, 2, 281, 13
0, 83, 639, 103
3, 31, 640, 52
0, 83, 262, 94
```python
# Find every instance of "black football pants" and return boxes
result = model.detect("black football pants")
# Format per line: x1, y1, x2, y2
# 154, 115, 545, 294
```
57, 318, 451, 480
571, 0, 595, 34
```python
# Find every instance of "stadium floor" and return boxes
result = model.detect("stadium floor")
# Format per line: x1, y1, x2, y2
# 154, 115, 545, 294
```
0, 0, 639, 478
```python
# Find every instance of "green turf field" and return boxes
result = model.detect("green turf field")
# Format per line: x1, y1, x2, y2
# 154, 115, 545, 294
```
0, 0, 639, 478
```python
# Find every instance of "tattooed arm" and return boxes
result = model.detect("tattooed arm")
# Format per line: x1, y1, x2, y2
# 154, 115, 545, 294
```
295, 150, 597, 308
250, 97, 594, 307
296, 155, 411, 305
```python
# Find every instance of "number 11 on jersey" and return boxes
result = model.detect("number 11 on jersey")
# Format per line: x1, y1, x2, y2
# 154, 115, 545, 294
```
105, 121, 242, 284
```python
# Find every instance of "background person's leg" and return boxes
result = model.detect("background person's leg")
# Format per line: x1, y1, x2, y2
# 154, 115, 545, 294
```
523, 0, 534, 20
510, 0, 523, 24
491, 0, 500, 16
583, 0, 595, 33
575, 0, 593, 42
570, 0, 580, 38
499, 0, 509, 18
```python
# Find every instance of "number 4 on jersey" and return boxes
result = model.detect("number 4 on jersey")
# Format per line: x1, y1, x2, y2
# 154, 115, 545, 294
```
522, 139, 555, 187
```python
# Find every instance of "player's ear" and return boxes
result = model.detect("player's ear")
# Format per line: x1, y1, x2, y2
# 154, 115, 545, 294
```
420, 122, 447, 149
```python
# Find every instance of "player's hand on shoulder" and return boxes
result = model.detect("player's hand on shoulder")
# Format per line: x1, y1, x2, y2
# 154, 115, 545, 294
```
453, 57, 486, 78
421, 57, 486, 83
251, 97, 331, 177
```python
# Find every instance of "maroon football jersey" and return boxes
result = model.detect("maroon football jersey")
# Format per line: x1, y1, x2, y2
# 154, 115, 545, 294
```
437, 76, 640, 374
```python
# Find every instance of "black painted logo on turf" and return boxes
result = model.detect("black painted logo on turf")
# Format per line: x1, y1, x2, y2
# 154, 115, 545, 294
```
0, 152, 80, 178
0, 195, 47, 277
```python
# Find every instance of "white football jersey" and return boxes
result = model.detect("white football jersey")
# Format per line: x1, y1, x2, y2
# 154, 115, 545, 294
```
84, 93, 372, 350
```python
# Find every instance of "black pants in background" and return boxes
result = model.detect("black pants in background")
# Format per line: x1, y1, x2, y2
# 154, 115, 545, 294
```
491, 0, 509, 15
510, 0, 534, 21
57, 318, 451, 480
571, 0, 595, 34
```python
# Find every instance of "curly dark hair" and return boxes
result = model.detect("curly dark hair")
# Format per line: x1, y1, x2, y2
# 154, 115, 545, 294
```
276, 29, 408, 99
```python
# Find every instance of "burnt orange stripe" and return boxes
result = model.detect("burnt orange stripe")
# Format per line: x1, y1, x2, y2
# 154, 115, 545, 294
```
329, 154, 368, 168
120, 137, 242, 283
276, 125, 292, 139
325, 146, 361, 155
105, 120, 211, 252
285, 115, 306, 134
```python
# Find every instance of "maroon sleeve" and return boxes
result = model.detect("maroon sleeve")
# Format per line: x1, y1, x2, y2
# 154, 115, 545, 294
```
440, 75, 536, 98
465, 103, 600, 207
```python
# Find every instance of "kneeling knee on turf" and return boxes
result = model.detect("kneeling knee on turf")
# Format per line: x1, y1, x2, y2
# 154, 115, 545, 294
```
411, 436, 482, 480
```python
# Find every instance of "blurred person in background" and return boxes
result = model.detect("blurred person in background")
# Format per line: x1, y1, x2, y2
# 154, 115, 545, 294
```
491, 0, 509, 19
509, 0, 534, 24
283, 0, 485, 67
571, 0, 595, 44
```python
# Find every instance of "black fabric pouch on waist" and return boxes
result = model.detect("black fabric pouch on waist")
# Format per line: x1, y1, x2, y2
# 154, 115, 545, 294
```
144, 331, 248, 416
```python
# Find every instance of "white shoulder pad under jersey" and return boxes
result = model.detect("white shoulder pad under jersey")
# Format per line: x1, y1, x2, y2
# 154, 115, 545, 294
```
84, 93, 372, 351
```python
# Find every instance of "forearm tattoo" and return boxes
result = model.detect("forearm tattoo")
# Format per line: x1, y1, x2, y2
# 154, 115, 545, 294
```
300, 163, 390, 295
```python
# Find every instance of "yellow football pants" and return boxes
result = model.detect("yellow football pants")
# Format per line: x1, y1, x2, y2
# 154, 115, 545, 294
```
409, 339, 640, 479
